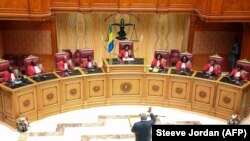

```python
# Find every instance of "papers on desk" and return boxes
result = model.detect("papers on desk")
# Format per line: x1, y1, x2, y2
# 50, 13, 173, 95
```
122, 58, 135, 61
153, 68, 159, 72
149, 67, 159, 72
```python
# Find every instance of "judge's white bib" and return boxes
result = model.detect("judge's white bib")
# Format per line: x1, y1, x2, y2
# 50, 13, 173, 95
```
181, 63, 186, 69
34, 66, 41, 74
208, 66, 214, 72
235, 72, 241, 78
11, 73, 15, 81
64, 63, 68, 70
156, 61, 160, 67
125, 51, 129, 57
88, 62, 92, 68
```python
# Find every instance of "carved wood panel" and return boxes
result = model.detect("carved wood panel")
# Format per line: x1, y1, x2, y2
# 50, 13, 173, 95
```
217, 89, 236, 110
168, 76, 191, 101
192, 80, 215, 105
2, 91, 12, 117
89, 80, 104, 97
56, 13, 189, 66
0, 0, 29, 13
148, 79, 164, 96
112, 79, 140, 95
222, 0, 250, 16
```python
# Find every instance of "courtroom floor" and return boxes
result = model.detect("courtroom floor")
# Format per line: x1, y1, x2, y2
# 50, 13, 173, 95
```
1, 105, 250, 141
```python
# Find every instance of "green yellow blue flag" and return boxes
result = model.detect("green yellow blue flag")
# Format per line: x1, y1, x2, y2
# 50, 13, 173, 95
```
108, 24, 114, 53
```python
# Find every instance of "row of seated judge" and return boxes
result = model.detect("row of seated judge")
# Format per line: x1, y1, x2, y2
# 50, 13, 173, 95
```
0, 56, 45, 84
61, 49, 94, 66
55, 51, 98, 76
2, 54, 30, 73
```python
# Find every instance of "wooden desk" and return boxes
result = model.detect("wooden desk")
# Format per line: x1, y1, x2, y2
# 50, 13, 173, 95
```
103, 58, 146, 73
1, 68, 250, 128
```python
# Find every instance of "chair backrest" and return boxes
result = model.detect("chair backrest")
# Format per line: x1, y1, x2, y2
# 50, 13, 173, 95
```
24, 55, 39, 73
119, 41, 133, 53
79, 49, 94, 63
55, 52, 70, 70
0, 59, 10, 83
170, 49, 180, 58
62, 49, 73, 59
236, 59, 250, 73
154, 50, 170, 65
180, 51, 193, 63
209, 54, 223, 68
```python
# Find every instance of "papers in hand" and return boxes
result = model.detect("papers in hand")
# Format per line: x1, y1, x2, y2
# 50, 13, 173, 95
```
122, 58, 135, 61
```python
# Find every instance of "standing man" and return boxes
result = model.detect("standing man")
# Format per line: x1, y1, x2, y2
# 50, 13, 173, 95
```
229, 39, 240, 71
131, 107, 157, 141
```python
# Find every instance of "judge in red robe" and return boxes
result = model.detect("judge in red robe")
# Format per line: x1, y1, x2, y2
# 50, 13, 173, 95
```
80, 56, 98, 69
57, 57, 74, 71
4, 67, 22, 82
150, 54, 167, 70
118, 45, 134, 63
203, 59, 221, 77
27, 60, 45, 76
175, 55, 192, 72
229, 64, 248, 80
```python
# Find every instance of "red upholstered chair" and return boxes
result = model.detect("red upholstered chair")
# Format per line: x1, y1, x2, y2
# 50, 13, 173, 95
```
23, 55, 39, 74
209, 54, 223, 70
180, 52, 193, 63
170, 49, 180, 66
62, 49, 73, 59
236, 59, 250, 73
55, 52, 70, 71
79, 49, 94, 64
0, 59, 10, 83
3, 54, 19, 70
154, 50, 170, 67
119, 41, 134, 53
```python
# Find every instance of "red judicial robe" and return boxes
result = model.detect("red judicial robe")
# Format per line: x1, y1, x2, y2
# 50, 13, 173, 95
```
118, 50, 134, 59
4, 69, 22, 82
151, 58, 167, 69
175, 60, 192, 71
203, 63, 221, 75
27, 64, 45, 76
80, 60, 98, 69
229, 69, 248, 80
57, 60, 74, 71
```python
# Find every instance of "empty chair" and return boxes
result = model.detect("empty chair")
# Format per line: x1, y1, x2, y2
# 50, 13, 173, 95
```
170, 49, 180, 66
0, 59, 10, 83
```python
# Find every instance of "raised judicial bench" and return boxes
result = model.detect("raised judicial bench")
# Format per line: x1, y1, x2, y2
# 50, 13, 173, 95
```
0, 63, 250, 128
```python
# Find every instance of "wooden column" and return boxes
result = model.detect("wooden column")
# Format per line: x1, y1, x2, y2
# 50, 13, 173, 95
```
187, 15, 198, 53
49, 16, 58, 54
240, 23, 250, 60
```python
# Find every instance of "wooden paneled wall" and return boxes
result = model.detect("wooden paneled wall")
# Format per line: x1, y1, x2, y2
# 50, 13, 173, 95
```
56, 13, 190, 65
241, 23, 250, 60
0, 30, 3, 58
192, 19, 243, 71
1, 20, 56, 71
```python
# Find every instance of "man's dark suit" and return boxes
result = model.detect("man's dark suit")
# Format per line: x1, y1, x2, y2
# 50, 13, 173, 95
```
131, 113, 157, 141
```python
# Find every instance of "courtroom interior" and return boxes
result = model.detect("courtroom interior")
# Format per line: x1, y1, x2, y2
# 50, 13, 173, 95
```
0, 0, 250, 141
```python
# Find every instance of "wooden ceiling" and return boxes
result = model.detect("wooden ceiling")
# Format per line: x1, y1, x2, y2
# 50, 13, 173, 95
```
0, 0, 249, 21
